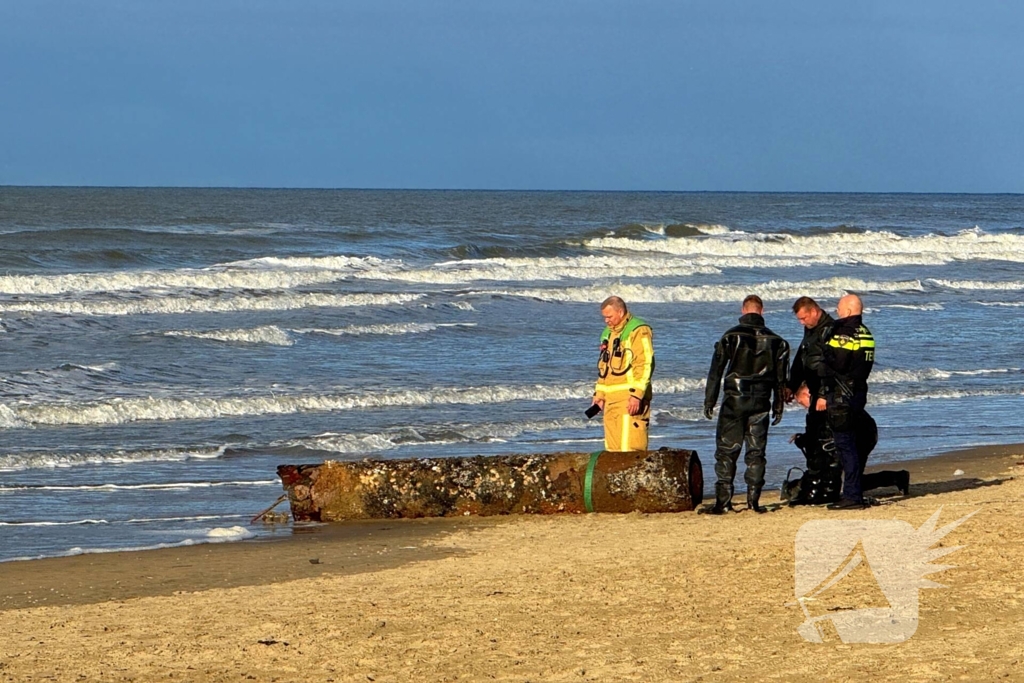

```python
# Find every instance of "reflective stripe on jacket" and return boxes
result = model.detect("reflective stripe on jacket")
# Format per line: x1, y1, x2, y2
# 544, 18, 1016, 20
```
595, 315, 654, 401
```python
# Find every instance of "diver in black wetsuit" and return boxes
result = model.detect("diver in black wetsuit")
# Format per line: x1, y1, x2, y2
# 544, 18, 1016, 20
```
785, 296, 834, 411
703, 295, 790, 514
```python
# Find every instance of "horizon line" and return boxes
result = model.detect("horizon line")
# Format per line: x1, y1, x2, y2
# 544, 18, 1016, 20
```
2, 185, 1022, 196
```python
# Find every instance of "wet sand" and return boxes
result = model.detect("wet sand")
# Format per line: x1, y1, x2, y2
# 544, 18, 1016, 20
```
2, 444, 1023, 682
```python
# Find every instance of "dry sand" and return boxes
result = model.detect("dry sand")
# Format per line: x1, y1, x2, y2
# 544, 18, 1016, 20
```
2, 445, 1023, 682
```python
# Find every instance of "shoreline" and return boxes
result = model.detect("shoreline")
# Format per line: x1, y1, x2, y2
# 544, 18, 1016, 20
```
1, 441, 1021, 681
2, 442, 1019, 612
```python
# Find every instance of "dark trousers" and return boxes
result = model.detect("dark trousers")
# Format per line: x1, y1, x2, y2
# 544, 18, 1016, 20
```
829, 391, 868, 503
714, 396, 771, 502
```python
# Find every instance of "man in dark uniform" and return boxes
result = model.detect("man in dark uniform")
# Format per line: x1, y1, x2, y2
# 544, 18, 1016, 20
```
821, 294, 876, 509
785, 296, 834, 412
703, 295, 790, 514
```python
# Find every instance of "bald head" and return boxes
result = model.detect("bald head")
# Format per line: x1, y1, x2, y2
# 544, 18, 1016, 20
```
837, 294, 863, 318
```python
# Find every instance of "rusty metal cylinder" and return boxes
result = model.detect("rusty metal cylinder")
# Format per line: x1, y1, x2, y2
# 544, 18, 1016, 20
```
277, 448, 703, 521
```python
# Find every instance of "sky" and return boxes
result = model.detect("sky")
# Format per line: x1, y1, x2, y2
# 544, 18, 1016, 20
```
1, 1, 1022, 191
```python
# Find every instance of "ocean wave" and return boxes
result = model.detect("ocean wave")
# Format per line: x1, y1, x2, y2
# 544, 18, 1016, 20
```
0, 480, 276, 492
3, 376, 705, 428
164, 326, 295, 346
871, 367, 1020, 384
975, 301, 1024, 307
159, 322, 477, 346
652, 406, 706, 423
870, 387, 1024, 406
591, 222, 733, 240
286, 417, 597, 454
0, 519, 109, 527
583, 227, 1024, 267
122, 514, 248, 524
0, 292, 424, 317
926, 279, 1024, 291
0, 514, 246, 526
357, 254, 720, 284
3, 365, 1009, 429
865, 303, 945, 312
293, 322, 477, 337
0, 527, 255, 563
0, 447, 227, 472
0, 255, 398, 295
480, 277, 925, 303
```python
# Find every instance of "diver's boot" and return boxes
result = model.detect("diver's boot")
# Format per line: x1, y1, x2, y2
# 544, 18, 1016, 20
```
897, 470, 911, 496
747, 487, 767, 514
704, 482, 734, 515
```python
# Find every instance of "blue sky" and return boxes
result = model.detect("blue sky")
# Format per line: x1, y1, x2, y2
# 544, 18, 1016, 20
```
1, 1, 1021, 191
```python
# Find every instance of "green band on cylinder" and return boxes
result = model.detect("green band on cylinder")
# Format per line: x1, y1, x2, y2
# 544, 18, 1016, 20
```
584, 451, 602, 513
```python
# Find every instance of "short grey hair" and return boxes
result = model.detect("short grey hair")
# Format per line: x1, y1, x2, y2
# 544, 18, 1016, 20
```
600, 296, 627, 313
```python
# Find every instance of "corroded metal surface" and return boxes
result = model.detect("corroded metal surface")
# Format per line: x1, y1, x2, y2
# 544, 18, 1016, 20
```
277, 448, 702, 521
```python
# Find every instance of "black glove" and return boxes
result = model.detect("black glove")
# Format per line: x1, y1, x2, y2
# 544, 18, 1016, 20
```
703, 405, 714, 420
772, 405, 784, 426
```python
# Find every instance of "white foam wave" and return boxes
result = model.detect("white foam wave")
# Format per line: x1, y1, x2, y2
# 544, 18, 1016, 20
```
976, 301, 1024, 307
4, 376, 705, 427
0, 447, 226, 472
926, 279, 1024, 291
481, 277, 924, 303
165, 326, 294, 346
652, 406, 706, 422
0, 404, 27, 429
872, 303, 946, 312
224, 255, 400, 271
0, 519, 108, 527
0, 366, 1004, 431
0, 480, 276, 492
294, 322, 476, 337
359, 255, 720, 284
158, 322, 475, 346
122, 514, 248, 524
872, 367, 1019, 384
0, 529, 256, 563
291, 417, 597, 454
0, 256, 398, 295
870, 387, 1023, 406
205, 526, 253, 540
584, 227, 1024, 268
0, 292, 424, 317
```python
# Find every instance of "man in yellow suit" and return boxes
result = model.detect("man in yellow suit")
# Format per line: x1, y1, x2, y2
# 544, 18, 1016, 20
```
590, 296, 655, 451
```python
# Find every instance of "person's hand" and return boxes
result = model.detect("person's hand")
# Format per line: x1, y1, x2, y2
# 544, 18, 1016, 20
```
782, 387, 794, 403
592, 398, 605, 411
788, 433, 798, 444
814, 398, 826, 412
703, 405, 714, 420
772, 406, 784, 425
627, 396, 641, 416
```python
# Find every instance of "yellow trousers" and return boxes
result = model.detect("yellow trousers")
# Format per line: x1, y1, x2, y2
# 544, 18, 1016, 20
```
603, 398, 650, 451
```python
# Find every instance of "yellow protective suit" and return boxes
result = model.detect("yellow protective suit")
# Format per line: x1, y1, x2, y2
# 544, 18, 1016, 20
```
594, 314, 654, 451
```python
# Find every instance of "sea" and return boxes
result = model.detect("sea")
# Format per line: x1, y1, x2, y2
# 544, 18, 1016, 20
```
1, 188, 1022, 562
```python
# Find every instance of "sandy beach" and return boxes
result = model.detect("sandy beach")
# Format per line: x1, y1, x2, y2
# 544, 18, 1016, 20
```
2, 445, 1023, 683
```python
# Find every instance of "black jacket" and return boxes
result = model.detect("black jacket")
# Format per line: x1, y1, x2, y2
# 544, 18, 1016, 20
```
788, 311, 835, 401
704, 313, 790, 414
822, 314, 875, 395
